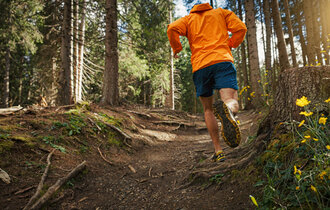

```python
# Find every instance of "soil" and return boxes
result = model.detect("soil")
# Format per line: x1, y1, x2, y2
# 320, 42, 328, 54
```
0, 104, 262, 210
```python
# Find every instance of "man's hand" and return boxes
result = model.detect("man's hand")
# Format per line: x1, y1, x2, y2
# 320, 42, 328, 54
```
174, 53, 180, 59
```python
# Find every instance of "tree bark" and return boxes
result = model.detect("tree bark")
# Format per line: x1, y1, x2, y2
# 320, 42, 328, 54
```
59, 0, 73, 105
271, 0, 290, 72
263, 0, 272, 95
320, 0, 329, 65
169, 2, 174, 110
245, 0, 263, 108
271, 66, 330, 124
77, 0, 86, 101
2, 47, 10, 108
283, 0, 297, 67
294, 0, 307, 66
238, 0, 250, 109
102, 0, 119, 106
311, 1, 322, 65
74, 0, 79, 101
302, 0, 315, 64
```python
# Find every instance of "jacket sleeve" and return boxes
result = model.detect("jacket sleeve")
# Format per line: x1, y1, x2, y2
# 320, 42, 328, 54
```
222, 9, 247, 49
167, 16, 188, 54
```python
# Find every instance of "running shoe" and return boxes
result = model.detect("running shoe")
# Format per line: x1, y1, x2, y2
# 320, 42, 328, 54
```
213, 100, 241, 148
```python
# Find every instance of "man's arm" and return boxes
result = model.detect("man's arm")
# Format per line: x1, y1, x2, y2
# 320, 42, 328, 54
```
167, 16, 188, 56
222, 9, 247, 49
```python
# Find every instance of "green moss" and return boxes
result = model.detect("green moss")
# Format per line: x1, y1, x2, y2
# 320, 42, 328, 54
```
0, 140, 14, 153
0, 124, 17, 132
107, 132, 122, 147
231, 165, 259, 184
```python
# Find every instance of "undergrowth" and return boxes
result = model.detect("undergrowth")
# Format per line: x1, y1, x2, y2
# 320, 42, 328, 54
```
251, 97, 329, 209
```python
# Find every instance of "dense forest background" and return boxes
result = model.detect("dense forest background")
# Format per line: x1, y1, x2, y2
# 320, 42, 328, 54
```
0, 0, 329, 112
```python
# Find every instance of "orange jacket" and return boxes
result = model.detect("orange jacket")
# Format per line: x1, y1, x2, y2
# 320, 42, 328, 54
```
167, 3, 247, 72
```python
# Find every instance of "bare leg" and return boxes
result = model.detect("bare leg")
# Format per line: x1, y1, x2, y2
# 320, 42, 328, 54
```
219, 88, 239, 114
199, 96, 223, 153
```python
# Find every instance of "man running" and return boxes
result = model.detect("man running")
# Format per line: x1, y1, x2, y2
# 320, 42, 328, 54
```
167, 3, 247, 162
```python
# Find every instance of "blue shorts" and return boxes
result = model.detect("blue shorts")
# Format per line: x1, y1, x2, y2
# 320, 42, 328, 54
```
193, 62, 238, 97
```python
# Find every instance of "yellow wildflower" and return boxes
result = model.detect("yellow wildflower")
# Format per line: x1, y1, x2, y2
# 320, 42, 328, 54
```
237, 120, 240, 125
326, 145, 330, 150
258, 80, 260, 83
298, 170, 302, 175
301, 139, 306, 143
316, 63, 321, 66
239, 87, 247, 95
265, 73, 268, 76
247, 85, 250, 88
248, 97, 251, 101
319, 117, 327, 125
250, 92, 255, 97
296, 96, 311, 107
321, 50, 326, 53
300, 111, 313, 117
249, 195, 258, 207
325, 97, 330, 103
319, 171, 326, 180
265, 82, 269, 85
294, 165, 298, 174
311, 185, 317, 192
304, 135, 311, 139
298, 120, 305, 127
310, 64, 314, 66
296, 186, 300, 190
313, 138, 319, 141
305, 64, 309, 66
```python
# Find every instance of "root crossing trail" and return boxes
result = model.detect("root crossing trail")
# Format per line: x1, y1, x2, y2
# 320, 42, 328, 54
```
0, 106, 261, 210
69, 109, 260, 209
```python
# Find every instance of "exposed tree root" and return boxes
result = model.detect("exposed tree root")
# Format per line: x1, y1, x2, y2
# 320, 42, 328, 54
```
97, 146, 113, 165
182, 132, 270, 187
30, 161, 87, 210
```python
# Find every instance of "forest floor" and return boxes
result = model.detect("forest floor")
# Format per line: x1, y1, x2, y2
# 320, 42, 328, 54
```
0, 104, 264, 209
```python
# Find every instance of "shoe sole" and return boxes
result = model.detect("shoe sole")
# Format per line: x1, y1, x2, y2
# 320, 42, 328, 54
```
213, 100, 241, 148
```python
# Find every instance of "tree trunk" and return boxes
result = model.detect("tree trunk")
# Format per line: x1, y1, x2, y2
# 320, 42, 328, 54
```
237, 0, 250, 109
2, 47, 10, 108
302, 0, 315, 64
263, 0, 272, 96
59, 0, 73, 105
320, 0, 329, 65
74, 0, 79, 101
77, 0, 86, 101
283, 0, 297, 67
102, 0, 119, 106
311, 1, 322, 65
169, 2, 174, 110
245, 0, 263, 108
294, 1, 307, 66
271, 0, 290, 72
271, 66, 330, 124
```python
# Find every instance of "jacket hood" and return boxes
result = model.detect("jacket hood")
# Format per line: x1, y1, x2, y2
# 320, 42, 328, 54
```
190, 3, 213, 13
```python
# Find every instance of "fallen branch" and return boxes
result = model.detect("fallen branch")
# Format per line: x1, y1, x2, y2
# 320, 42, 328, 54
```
0, 105, 24, 115
97, 147, 113, 165
30, 161, 87, 210
23, 149, 55, 210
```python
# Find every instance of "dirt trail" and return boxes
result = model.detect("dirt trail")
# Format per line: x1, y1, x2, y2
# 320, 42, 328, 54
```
66, 109, 260, 209
1, 106, 261, 209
